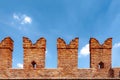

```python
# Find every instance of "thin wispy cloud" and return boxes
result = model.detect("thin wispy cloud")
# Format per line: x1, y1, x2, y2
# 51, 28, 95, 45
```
113, 42, 120, 48
45, 49, 52, 58
13, 13, 32, 25
13, 14, 20, 20
79, 44, 89, 57
45, 50, 48, 55
17, 63, 23, 68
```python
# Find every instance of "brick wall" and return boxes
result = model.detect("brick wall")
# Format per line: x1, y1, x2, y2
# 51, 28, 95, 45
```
57, 38, 78, 69
0, 37, 120, 79
89, 38, 112, 77
0, 37, 13, 69
23, 37, 46, 69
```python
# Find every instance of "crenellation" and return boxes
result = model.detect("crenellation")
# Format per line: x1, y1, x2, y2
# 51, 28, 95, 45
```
23, 37, 32, 48
23, 37, 46, 69
23, 37, 46, 49
68, 37, 79, 49
57, 37, 78, 70
0, 37, 13, 51
90, 38, 101, 49
57, 38, 66, 49
102, 38, 112, 49
0, 37, 120, 79
35, 37, 46, 49
90, 37, 112, 78
90, 38, 112, 49
57, 37, 79, 49
0, 37, 13, 70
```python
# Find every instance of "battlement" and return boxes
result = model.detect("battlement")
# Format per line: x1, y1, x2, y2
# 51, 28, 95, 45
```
23, 37, 46, 49
90, 38, 112, 49
57, 37, 79, 49
0, 37, 13, 51
23, 37, 46, 69
90, 38, 112, 70
0, 37, 120, 79
57, 37, 78, 69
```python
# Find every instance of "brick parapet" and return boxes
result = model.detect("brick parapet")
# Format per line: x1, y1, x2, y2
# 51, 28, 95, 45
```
0, 37, 13, 51
57, 37, 79, 49
23, 37, 46, 49
0, 37, 120, 79
90, 38, 112, 49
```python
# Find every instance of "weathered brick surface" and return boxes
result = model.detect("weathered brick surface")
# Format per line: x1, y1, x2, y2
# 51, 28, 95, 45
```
90, 38, 112, 69
23, 37, 46, 69
0, 37, 120, 79
57, 38, 78, 70
0, 37, 13, 69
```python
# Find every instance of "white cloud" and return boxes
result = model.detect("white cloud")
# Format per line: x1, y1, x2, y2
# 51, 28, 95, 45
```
113, 42, 120, 48
13, 14, 20, 20
45, 50, 48, 54
21, 15, 32, 24
17, 63, 23, 68
79, 44, 89, 57
45, 49, 52, 58
13, 13, 32, 25
46, 50, 49, 57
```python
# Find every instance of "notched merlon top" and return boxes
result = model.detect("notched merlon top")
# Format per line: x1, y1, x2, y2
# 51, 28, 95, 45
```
23, 37, 46, 49
57, 37, 79, 49
0, 37, 14, 51
90, 38, 112, 49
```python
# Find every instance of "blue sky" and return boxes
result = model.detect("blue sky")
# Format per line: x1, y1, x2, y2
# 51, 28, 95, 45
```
0, 0, 120, 68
